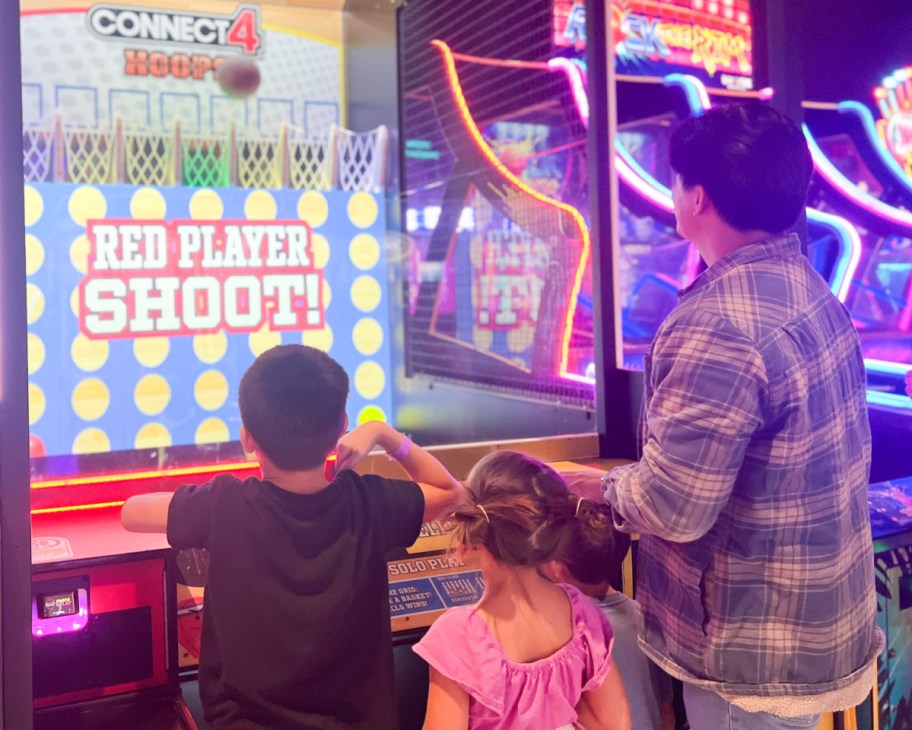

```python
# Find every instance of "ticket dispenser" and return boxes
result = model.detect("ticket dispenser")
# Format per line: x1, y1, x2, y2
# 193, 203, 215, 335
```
31, 543, 196, 729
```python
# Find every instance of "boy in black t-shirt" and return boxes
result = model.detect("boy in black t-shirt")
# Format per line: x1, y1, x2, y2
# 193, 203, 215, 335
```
121, 345, 464, 729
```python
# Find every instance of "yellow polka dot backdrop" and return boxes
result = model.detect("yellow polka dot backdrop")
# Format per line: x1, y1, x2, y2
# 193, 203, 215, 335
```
347, 191, 379, 229
25, 186, 395, 457
72, 428, 111, 455
297, 191, 329, 228
68, 186, 107, 226
194, 370, 229, 411
135, 423, 172, 450
130, 187, 167, 219
24, 185, 43, 227
28, 333, 46, 375
25, 234, 45, 275
71, 334, 109, 372
72, 378, 111, 421
196, 418, 229, 445
349, 233, 381, 270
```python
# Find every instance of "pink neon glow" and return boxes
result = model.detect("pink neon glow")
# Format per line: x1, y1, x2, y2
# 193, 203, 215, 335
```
32, 604, 89, 638
550, 60, 675, 214
432, 40, 590, 380
548, 58, 589, 121
805, 125, 912, 230
563, 372, 596, 384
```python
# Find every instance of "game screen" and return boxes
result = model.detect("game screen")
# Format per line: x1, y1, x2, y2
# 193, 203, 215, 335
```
22, 1, 395, 480
400, 24, 595, 401
552, 0, 753, 91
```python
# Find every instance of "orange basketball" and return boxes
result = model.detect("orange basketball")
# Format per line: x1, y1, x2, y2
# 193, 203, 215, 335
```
216, 57, 261, 99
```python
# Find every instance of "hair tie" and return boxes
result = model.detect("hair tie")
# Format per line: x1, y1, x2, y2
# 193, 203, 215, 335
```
575, 497, 587, 518
477, 504, 490, 523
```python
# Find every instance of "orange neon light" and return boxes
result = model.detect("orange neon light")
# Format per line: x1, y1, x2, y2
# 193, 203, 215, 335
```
449, 51, 550, 71
32, 501, 126, 515
31, 459, 259, 490
431, 40, 590, 378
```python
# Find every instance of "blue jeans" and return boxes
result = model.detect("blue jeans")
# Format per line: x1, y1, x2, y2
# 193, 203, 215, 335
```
683, 683, 820, 730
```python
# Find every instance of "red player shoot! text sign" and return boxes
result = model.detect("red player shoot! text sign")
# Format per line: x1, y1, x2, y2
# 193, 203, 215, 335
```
80, 219, 325, 338
475, 229, 548, 329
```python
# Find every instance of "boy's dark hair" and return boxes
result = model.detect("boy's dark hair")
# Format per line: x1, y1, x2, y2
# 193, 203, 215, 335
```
562, 505, 631, 591
669, 102, 813, 234
238, 345, 349, 471
449, 451, 620, 572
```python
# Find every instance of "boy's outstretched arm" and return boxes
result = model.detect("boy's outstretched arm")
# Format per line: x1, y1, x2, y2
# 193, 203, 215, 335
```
335, 422, 465, 522
121, 492, 173, 533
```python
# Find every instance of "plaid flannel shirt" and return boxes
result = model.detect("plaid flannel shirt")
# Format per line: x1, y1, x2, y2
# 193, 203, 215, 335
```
604, 234, 880, 700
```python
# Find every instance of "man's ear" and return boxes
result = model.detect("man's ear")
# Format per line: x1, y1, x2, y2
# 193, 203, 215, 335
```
240, 425, 258, 456
692, 184, 712, 215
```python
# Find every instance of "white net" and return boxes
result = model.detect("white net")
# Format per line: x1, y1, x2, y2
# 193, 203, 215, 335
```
124, 132, 174, 186
334, 124, 389, 192
287, 129, 331, 190
62, 127, 115, 184
236, 135, 282, 189
22, 125, 54, 183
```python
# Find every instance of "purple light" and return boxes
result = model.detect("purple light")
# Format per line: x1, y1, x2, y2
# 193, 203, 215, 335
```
32, 590, 89, 638
805, 208, 861, 301
804, 125, 912, 230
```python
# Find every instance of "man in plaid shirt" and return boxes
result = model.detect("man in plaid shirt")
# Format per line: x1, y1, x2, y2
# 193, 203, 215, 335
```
577, 104, 882, 729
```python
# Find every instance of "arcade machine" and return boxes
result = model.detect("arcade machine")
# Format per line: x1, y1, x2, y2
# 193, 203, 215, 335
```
399, 0, 737, 395
801, 71, 912, 730
19, 1, 478, 725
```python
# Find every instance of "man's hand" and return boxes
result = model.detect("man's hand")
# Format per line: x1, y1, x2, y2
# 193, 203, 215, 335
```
561, 470, 605, 503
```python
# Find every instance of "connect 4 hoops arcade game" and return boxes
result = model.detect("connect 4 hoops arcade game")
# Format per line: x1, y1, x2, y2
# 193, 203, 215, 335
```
20, 1, 399, 725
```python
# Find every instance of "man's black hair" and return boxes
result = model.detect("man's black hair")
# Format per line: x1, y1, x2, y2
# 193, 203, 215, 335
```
669, 102, 813, 233
238, 345, 349, 470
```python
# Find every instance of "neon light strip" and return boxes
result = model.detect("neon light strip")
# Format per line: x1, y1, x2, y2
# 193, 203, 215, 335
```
555, 60, 676, 213
432, 40, 590, 379
867, 390, 912, 410
866, 359, 912, 375
32, 459, 258, 490
804, 125, 912, 229
32, 501, 125, 515
562, 372, 595, 384
615, 150, 675, 212
663, 74, 710, 116
837, 101, 912, 199
449, 51, 549, 71
804, 208, 861, 301
548, 58, 589, 121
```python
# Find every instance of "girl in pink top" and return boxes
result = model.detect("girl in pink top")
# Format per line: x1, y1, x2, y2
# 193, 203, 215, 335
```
413, 451, 631, 730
